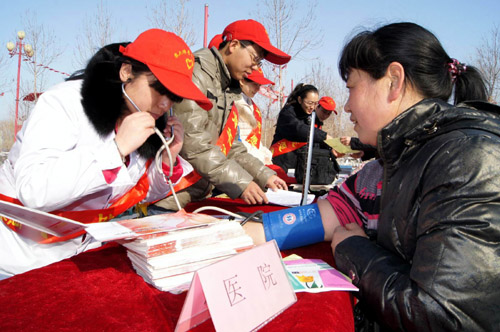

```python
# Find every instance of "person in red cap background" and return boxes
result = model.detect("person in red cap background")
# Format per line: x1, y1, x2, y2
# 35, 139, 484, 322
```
270, 83, 340, 183
317, 96, 337, 121
0, 29, 211, 279
235, 68, 274, 165
207, 33, 223, 50
154, 19, 291, 211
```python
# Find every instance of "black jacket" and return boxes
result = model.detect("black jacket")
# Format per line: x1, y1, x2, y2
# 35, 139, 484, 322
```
271, 103, 331, 173
335, 99, 500, 331
350, 137, 378, 160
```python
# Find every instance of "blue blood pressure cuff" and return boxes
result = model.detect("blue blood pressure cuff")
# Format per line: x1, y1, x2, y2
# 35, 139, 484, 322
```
262, 203, 324, 250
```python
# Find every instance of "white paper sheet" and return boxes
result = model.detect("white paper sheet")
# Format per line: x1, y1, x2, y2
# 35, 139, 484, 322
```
266, 189, 315, 207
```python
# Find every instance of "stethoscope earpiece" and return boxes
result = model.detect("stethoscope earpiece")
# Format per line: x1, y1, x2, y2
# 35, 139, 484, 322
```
120, 83, 181, 210
121, 83, 142, 113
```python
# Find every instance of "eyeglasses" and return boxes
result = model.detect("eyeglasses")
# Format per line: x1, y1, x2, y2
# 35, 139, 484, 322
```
243, 46, 263, 67
303, 100, 319, 107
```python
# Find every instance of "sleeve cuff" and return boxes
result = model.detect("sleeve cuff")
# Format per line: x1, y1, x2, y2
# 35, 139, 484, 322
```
162, 156, 184, 182
334, 236, 377, 286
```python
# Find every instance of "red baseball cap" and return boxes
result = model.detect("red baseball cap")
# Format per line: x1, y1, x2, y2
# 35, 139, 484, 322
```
247, 68, 274, 85
319, 96, 337, 114
208, 34, 223, 49
120, 29, 212, 111
222, 19, 291, 65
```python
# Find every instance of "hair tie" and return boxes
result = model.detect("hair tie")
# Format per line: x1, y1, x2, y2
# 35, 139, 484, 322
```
448, 58, 467, 82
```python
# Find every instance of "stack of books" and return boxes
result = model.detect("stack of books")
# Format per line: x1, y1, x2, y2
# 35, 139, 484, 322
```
119, 219, 254, 293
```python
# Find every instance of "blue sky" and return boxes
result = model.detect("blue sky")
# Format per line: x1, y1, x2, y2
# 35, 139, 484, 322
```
1, 0, 499, 121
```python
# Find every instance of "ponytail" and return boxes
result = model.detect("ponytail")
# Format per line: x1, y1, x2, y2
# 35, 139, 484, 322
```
285, 83, 319, 106
452, 62, 488, 104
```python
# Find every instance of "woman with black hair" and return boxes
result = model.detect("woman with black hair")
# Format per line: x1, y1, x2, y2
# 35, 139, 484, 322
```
0, 29, 212, 279
331, 22, 499, 331
271, 83, 339, 182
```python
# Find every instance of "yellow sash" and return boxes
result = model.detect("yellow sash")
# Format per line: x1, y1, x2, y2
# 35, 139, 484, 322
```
245, 101, 262, 148
270, 139, 307, 158
169, 103, 239, 193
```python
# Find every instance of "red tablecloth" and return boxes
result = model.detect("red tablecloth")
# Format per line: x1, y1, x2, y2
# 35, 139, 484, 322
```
0, 199, 355, 332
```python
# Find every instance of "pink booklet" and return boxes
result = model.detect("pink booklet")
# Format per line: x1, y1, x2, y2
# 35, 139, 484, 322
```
0, 200, 86, 239
284, 258, 358, 293
86, 210, 221, 241
0, 200, 220, 242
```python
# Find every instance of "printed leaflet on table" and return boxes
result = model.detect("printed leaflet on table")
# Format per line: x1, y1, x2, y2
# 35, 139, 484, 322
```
284, 258, 358, 293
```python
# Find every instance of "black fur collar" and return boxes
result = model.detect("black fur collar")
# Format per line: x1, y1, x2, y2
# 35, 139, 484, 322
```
80, 61, 124, 137
80, 65, 166, 160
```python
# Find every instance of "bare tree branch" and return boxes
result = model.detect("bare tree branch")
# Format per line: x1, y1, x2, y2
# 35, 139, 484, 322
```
258, 0, 322, 60
146, 0, 198, 47
73, 0, 116, 69
22, 10, 63, 102
475, 24, 500, 103
255, 0, 323, 115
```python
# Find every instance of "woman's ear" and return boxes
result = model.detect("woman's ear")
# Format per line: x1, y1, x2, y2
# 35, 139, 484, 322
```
387, 62, 405, 102
298, 96, 303, 104
119, 63, 133, 83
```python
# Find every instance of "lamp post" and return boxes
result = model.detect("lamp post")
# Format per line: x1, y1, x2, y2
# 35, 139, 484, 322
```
6, 31, 34, 139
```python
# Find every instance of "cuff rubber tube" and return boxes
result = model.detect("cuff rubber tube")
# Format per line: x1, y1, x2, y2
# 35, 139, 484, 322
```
262, 203, 324, 250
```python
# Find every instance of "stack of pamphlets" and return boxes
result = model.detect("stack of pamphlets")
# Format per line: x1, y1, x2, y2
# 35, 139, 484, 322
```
85, 210, 254, 293
118, 217, 254, 293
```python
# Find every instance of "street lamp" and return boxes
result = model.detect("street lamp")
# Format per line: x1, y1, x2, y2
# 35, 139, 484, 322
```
6, 30, 34, 139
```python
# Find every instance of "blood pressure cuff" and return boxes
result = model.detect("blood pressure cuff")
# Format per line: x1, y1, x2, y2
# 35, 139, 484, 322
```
262, 203, 324, 250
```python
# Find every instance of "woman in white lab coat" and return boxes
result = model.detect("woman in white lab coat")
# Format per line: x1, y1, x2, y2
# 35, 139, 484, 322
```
0, 29, 212, 279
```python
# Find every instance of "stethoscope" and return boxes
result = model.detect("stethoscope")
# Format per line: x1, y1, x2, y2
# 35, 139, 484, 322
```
121, 87, 269, 221
121, 83, 182, 210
